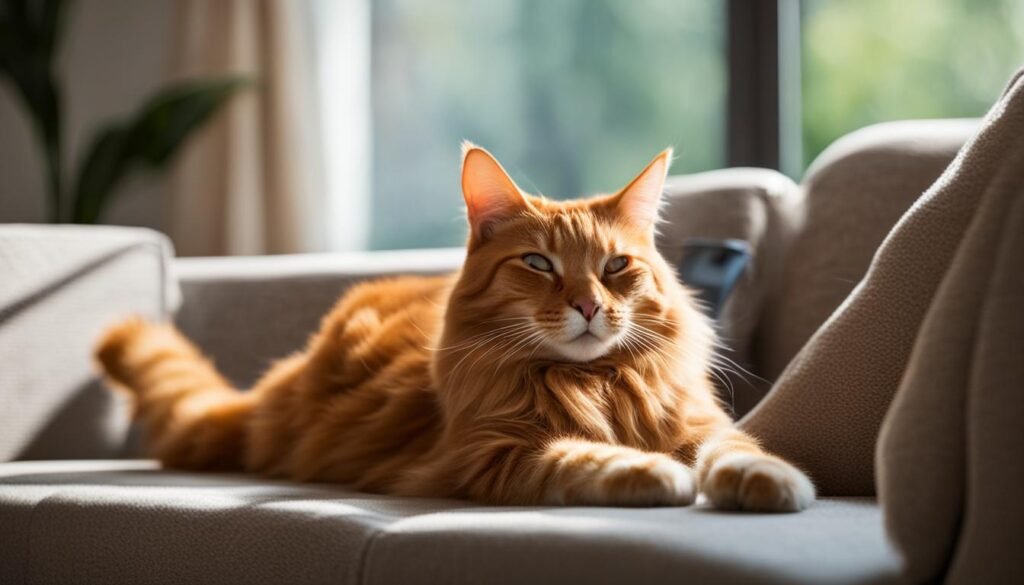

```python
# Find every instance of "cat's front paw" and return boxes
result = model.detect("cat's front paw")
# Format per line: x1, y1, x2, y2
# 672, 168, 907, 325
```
586, 454, 697, 507
701, 454, 815, 512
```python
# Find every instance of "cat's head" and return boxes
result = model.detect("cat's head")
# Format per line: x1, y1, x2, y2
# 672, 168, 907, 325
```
443, 143, 702, 366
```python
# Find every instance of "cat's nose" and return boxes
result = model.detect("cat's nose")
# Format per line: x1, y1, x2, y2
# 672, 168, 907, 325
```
570, 297, 601, 321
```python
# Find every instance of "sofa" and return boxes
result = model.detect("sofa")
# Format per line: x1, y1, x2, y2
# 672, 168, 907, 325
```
2, 70, 1022, 585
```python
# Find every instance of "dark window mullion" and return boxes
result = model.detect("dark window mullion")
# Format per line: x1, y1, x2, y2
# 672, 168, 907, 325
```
727, 0, 800, 174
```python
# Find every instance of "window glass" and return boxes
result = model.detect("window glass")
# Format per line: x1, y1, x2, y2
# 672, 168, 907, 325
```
802, 0, 1024, 169
371, 0, 725, 249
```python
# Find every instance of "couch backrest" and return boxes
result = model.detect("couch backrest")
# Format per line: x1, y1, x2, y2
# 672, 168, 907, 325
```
658, 120, 976, 417
0, 225, 178, 461
756, 119, 978, 381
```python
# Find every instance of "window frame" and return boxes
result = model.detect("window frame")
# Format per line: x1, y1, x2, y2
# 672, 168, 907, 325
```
726, 0, 802, 177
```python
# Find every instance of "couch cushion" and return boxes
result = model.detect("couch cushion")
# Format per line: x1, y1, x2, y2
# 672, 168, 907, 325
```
740, 71, 1024, 504
876, 67, 1024, 584
738, 119, 982, 498
0, 460, 901, 585
761, 120, 974, 379
0, 225, 178, 462
758, 119, 977, 381
174, 248, 466, 388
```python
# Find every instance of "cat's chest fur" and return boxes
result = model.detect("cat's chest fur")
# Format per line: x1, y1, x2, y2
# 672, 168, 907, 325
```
513, 362, 691, 452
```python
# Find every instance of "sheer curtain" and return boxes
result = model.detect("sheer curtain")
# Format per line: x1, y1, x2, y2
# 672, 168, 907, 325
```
309, 0, 371, 252
166, 0, 334, 256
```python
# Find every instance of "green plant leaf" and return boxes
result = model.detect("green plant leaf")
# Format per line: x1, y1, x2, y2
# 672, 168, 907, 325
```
71, 77, 251, 224
0, 0, 69, 221
0, 0, 68, 71
68, 124, 131, 225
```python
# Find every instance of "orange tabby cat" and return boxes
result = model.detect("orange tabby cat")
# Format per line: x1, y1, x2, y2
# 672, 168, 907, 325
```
96, 145, 814, 512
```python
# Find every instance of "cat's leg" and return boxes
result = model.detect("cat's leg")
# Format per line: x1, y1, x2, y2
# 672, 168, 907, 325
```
444, 437, 696, 507
693, 427, 815, 512
539, 439, 697, 506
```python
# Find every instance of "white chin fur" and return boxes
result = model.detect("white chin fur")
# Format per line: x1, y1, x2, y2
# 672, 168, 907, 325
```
543, 310, 621, 363
551, 333, 614, 362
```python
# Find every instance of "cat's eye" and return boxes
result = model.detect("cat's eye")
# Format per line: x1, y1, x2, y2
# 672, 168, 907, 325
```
522, 253, 554, 272
605, 255, 630, 274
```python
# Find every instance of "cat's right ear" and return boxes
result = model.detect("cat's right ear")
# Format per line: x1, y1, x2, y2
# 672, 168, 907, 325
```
461, 141, 528, 242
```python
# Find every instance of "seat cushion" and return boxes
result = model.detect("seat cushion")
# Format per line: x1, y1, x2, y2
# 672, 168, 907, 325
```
0, 460, 901, 585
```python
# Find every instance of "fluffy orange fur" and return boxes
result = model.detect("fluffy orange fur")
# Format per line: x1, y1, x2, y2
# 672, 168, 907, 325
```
96, 145, 814, 511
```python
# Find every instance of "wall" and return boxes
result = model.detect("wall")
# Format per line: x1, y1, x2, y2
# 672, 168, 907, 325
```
0, 0, 171, 229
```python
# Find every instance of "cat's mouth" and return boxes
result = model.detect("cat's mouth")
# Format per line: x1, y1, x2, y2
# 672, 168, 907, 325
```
552, 331, 614, 363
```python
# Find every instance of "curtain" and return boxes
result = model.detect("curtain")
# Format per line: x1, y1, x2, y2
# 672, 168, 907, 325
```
166, 0, 324, 256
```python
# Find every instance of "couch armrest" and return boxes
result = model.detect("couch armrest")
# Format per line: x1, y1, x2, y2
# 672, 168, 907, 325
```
174, 248, 465, 387
0, 224, 177, 461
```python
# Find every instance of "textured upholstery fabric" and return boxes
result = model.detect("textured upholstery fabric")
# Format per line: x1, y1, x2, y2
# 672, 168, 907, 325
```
876, 68, 1024, 584
739, 119, 982, 497
658, 169, 801, 415
0, 460, 901, 585
0, 226, 178, 462
759, 118, 978, 381
174, 248, 465, 387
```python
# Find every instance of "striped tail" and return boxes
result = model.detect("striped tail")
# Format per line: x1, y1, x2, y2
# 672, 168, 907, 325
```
95, 317, 255, 470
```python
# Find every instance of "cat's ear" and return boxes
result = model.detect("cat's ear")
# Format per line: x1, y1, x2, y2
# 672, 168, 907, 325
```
461, 141, 528, 241
611, 148, 673, 229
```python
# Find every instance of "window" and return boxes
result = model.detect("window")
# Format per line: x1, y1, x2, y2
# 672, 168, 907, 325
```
369, 0, 725, 249
801, 0, 1024, 168
317, 0, 1024, 250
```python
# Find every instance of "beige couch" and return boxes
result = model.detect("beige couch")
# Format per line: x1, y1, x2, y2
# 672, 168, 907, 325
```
2, 69, 1022, 585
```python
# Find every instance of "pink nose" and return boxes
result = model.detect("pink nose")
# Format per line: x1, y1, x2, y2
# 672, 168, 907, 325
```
571, 297, 601, 321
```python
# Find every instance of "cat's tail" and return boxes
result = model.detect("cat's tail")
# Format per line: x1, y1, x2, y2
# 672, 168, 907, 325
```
95, 317, 255, 471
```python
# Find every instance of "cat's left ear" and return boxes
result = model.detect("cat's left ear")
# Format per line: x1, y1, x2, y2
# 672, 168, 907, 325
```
611, 148, 673, 229
461, 141, 529, 242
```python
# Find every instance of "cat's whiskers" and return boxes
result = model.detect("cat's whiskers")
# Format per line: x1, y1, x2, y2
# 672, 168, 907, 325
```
621, 330, 658, 362
453, 332, 528, 390
629, 323, 739, 405
632, 316, 767, 393
446, 323, 537, 388
630, 321, 736, 390
705, 363, 737, 404
425, 319, 533, 352
478, 329, 547, 389
623, 325, 689, 379
631, 314, 767, 389
494, 330, 547, 373
630, 319, 729, 385
615, 333, 645, 375
442, 323, 534, 378
433, 319, 532, 350
525, 333, 547, 363
710, 353, 770, 386
628, 321, 678, 346
621, 332, 668, 382
446, 323, 533, 361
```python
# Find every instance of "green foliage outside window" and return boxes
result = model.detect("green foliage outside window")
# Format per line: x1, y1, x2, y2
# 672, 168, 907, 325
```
802, 0, 1024, 169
